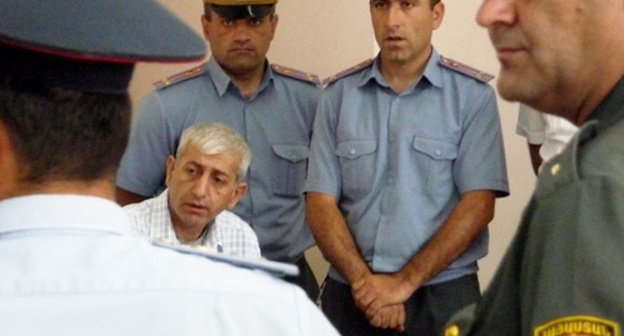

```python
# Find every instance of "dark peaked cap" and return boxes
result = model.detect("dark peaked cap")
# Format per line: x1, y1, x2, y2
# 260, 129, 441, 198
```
0, 0, 206, 93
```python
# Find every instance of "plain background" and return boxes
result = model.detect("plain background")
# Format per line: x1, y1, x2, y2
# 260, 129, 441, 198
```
128, 0, 537, 289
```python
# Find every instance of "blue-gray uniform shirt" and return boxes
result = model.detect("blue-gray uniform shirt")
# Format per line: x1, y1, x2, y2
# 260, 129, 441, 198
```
0, 195, 339, 336
304, 49, 509, 285
117, 57, 321, 262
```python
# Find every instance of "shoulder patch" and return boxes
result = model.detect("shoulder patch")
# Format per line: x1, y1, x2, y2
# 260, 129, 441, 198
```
153, 65, 205, 90
323, 58, 374, 86
271, 64, 321, 85
439, 56, 494, 83
534, 315, 619, 336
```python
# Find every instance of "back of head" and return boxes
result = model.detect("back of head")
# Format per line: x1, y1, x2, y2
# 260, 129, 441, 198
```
0, 79, 130, 183
177, 122, 252, 181
0, 0, 205, 188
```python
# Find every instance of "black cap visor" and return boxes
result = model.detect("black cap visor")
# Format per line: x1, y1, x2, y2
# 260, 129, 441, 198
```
210, 4, 275, 20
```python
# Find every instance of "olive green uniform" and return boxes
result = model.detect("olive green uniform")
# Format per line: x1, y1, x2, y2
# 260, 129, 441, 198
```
445, 78, 624, 336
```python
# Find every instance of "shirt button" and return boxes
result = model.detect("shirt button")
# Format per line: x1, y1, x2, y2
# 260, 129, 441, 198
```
551, 163, 561, 176
445, 325, 460, 336
349, 149, 356, 156
435, 150, 442, 157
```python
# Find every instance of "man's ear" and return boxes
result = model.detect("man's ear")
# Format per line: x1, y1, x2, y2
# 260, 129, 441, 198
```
266, 14, 279, 42
228, 182, 247, 209
432, 2, 445, 30
201, 14, 211, 40
165, 155, 176, 188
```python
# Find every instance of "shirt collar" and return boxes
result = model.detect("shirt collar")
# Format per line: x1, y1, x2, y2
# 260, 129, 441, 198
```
586, 76, 624, 131
422, 48, 443, 88
356, 56, 387, 88
206, 56, 274, 98
357, 48, 443, 91
0, 194, 132, 236
206, 56, 231, 96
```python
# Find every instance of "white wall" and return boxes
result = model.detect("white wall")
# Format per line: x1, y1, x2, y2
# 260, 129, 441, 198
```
129, 0, 537, 288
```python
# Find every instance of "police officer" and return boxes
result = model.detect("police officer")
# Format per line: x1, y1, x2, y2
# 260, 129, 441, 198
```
116, 0, 321, 300
305, 0, 509, 335
0, 0, 338, 334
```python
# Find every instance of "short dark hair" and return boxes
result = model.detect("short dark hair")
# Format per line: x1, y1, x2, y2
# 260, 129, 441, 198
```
0, 76, 131, 183
204, 3, 212, 18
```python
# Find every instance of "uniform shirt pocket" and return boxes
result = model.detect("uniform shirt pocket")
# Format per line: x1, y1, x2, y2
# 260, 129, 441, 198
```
271, 144, 309, 197
410, 136, 458, 197
336, 140, 377, 198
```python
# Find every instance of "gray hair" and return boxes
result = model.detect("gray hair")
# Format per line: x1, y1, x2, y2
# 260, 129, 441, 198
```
176, 123, 251, 181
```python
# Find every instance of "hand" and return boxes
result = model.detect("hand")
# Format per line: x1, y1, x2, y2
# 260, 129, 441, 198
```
352, 273, 415, 317
367, 303, 406, 332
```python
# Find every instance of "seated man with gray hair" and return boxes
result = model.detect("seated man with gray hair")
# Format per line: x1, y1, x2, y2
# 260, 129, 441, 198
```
124, 122, 261, 258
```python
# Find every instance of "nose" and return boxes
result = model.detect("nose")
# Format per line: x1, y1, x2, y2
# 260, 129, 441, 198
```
232, 20, 251, 43
476, 0, 517, 28
191, 175, 210, 198
385, 1, 403, 28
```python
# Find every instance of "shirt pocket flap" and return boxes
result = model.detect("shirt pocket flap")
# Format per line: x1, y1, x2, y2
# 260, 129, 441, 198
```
412, 137, 458, 160
272, 144, 309, 163
336, 140, 377, 159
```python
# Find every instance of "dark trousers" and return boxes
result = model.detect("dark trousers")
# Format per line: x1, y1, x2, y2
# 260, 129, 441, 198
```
321, 274, 480, 336
284, 255, 320, 301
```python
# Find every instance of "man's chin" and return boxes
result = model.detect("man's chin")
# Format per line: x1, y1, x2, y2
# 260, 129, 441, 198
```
380, 50, 408, 63
496, 72, 536, 103
180, 214, 212, 228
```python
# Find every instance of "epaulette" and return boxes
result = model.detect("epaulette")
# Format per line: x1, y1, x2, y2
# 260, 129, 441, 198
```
439, 56, 494, 83
271, 64, 321, 85
322, 58, 374, 86
152, 239, 299, 278
153, 65, 205, 90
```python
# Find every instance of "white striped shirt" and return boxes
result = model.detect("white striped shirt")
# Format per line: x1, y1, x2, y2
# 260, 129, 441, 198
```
124, 189, 261, 258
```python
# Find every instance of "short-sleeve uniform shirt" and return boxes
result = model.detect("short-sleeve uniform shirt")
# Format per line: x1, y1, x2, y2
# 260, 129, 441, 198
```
305, 50, 509, 285
117, 57, 321, 262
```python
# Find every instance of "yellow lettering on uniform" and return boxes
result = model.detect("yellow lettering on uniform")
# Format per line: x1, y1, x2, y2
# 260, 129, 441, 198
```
535, 317, 617, 336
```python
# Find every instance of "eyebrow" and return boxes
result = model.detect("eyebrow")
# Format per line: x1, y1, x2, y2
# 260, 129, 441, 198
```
185, 160, 233, 178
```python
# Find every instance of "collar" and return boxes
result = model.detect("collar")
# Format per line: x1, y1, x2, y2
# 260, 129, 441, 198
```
357, 48, 442, 90
0, 194, 132, 236
586, 76, 624, 132
206, 56, 274, 98
535, 76, 624, 196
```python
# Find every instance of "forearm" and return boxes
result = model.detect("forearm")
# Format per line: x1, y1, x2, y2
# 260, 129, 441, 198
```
351, 190, 496, 318
400, 190, 496, 290
305, 192, 370, 284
